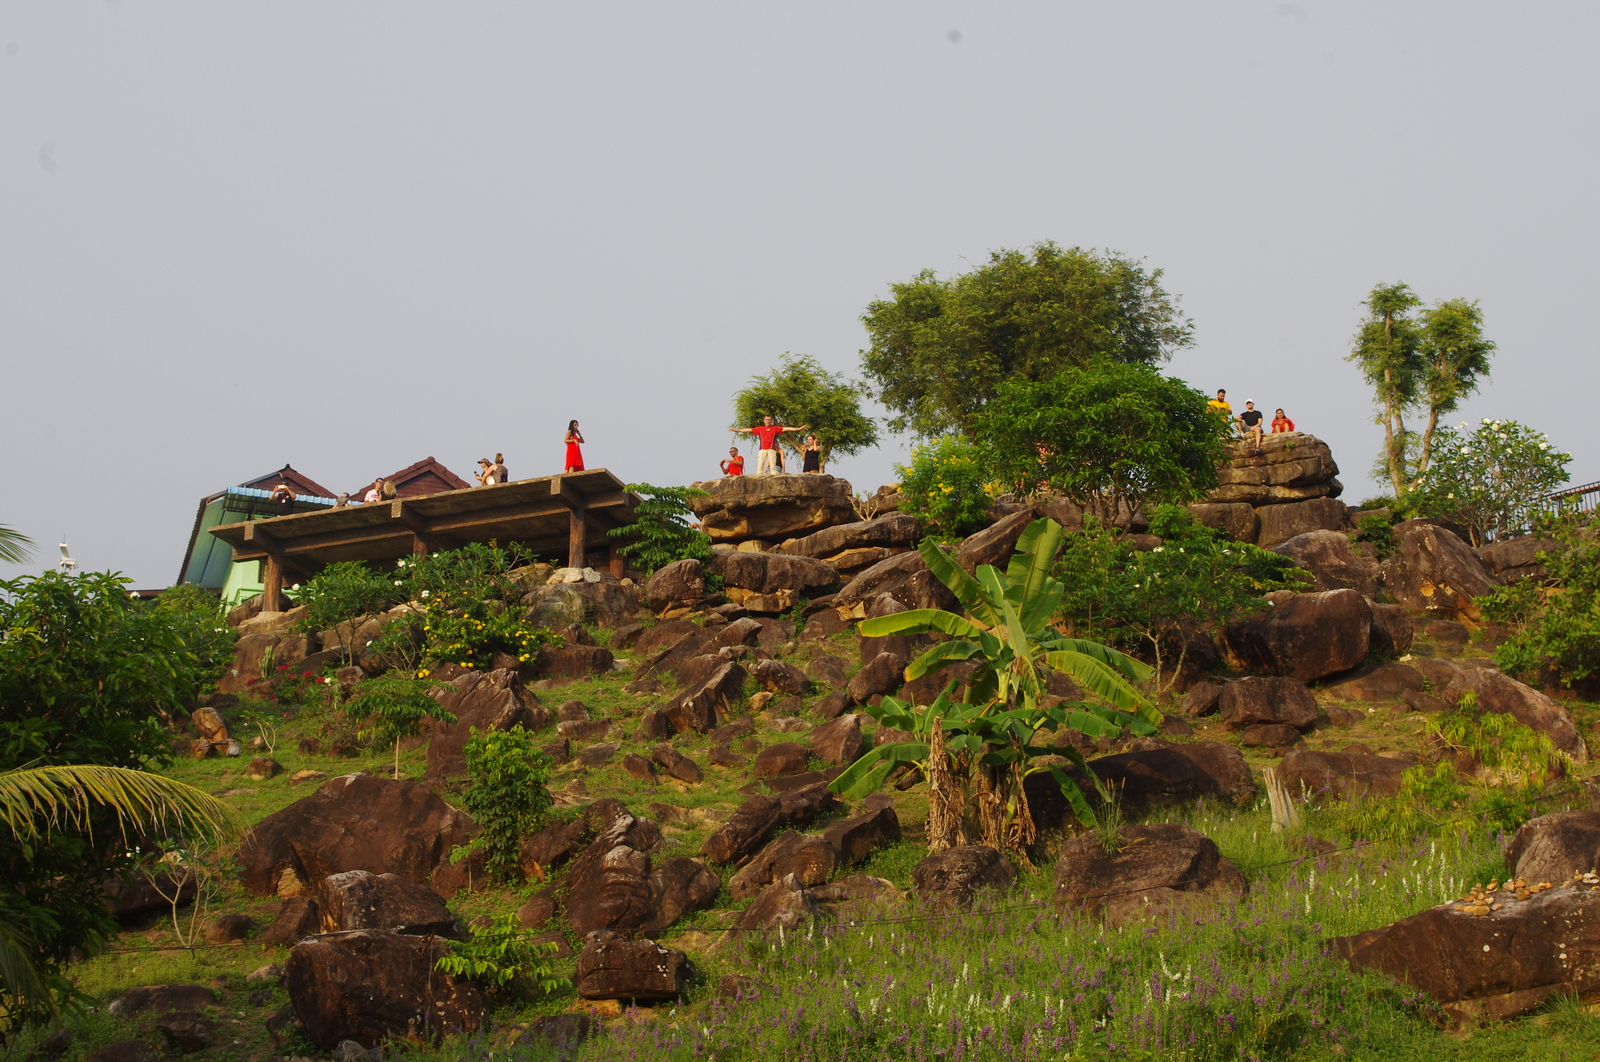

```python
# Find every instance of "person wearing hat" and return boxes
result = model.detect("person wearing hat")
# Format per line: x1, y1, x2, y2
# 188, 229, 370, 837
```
268, 482, 297, 517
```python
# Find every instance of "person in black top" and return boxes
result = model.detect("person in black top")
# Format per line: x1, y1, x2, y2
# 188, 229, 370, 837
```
800, 434, 822, 473
269, 482, 297, 517
1237, 401, 1265, 450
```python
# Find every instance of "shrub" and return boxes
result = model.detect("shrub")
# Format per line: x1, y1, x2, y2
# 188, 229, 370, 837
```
151, 585, 238, 696
1489, 514, 1600, 688
350, 674, 455, 779
895, 437, 993, 540
434, 913, 565, 998
608, 483, 713, 575
1409, 419, 1572, 545
456, 726, 553, 881
290, 561, 404, 636
417, 601, 558, 673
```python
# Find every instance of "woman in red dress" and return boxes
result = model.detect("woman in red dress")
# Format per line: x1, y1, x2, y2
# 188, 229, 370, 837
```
564, 420, 585, 472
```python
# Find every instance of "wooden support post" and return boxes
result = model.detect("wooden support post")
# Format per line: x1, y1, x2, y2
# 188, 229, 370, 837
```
608, 542, 625, 579
262, 552, 285, 613
568, 505, 588, 569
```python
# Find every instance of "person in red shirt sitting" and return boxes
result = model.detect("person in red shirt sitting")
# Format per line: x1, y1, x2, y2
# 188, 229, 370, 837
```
728, 415, 808, 474
1271, 408, 1295, 433
720, 447, 745, 476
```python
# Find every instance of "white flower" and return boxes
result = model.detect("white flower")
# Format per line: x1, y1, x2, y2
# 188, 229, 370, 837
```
420, 590, 431, 598
291, 583, 300, 590
395, 559, 406, 567
394, 580, 403, 586
1540, 442, 1549, 450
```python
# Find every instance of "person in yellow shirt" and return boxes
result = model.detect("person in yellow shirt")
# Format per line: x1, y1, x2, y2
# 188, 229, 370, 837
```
1207, 388, 1233, 422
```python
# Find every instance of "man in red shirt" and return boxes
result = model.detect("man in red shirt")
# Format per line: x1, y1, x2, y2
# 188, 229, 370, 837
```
728, 415, 808, 474
720, 447, 745, 476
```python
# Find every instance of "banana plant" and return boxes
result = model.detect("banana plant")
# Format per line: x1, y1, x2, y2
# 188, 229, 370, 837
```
829, 518, 1159, 858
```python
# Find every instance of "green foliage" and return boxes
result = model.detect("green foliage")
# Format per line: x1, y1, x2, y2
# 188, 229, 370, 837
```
381, 544, 559, 672
396, 541, 527, 602
860, 242, 1193, 438
894, 437, 994, 541
1410, 419, 1572, 545
730, 353, 879, 470
417, 604, 557, 674
290, 560, 404, 636
457, 726, 553, 882
151, 585, 238, 695
608, 483, 715, 576
974, 363, 1229, 523
434, 912, 565, 997
350, 674, 455, 779
1491, 515, 1600, 687
0, 570, 229, 1033
832, 520, 1157, 854
0, 525, 35, 565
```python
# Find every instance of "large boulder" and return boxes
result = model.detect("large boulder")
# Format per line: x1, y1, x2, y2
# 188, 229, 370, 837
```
1272, 530, 1380, 597
575, 931, 691, 1000
1207, 433, 1342, 506
777, 513, 922, 559
729, 833, 841, 899
707, 550, 840, 612
700, 782, 839, 864
1053, 823, 1247, 924
834, 552, 957, 617
911, 846, 1015, 907
735, 874, 823, 930
955, 509, 1038, 573
1381, 522, 1501, 619
1507, 811, 1600, 884
564, 815, 660, 933
809, 714, 865, 766
1275, 749, 1411, 802
1187, 502, 1259, 543
317, 870, 460, 937
1334, 884, 1600, 1022
847, 652, 905, 704
1218, 589, 1371, 683
1056, 742, 1256, 818
1217, 676, 1320, 731
238, 774, 478, 899
1255, 498, 1352, 548
688, 474, 856, 543
1443, 667, 1587, 762
1368, 601, 1415, 658
532, 645, 614, 685
424, 669, 549, 780
643, 857, 720, 932
642, 559, 709, 612
286, 930, 485, 1049
1323, 663, 1425, 702
1480, 536, 1554, 584
216, 631, 282, 695
522, 578, 640, 629
660, 662, 746, 735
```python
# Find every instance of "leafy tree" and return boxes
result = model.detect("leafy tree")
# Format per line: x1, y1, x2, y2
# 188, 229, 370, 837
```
1487, 514, 1600, 689
1348, 283, 1495, 494
894, 437, 994, 541
0, 526, 34, 565
607, 484, 714, 575
457, 725, 553, 882
0, 570, 238, 1034
974, 363, 1228, 525
860, 242, 1193, 438
350, 674, 456, 779
730, 354, 879, 472
152, 586, 238, 699
290, 560, 405, 644
1410, 419, 1571, 545
830, 521, 1158, 859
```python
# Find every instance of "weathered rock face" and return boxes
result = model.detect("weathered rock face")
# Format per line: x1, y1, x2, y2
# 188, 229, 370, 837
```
1219, 589, 1371, 683
729, 834, 840, 899
834, 551, 958, 616
1507, 811, 1600, 883
1334, 884, 1600, 1022
643, 857, 720, 932
1187, 502, 1259, 543
565, 816, 660, 934
217, 631, 282, 695
286, 930, 485, 1049
424, 669, 549, 780
1276, 749, 1411, 802
1443, 667, 1588, 762
1207, 433, 1342, 506
1480, 536, 1553, 584
809, 713, 865, 766
1368, 602, 1415, 658
643, 559, 709, 612
688, 474, 856, 543
522, 578, 640, 629
1053, 824, 1247, 924
700, 783, 839, 864
955, 509, 1038, 573
751, 658, 809, 696
1272, 530, 1380, 596
1031, 742, 1255, 826
575, 931, 691, 1000
823, 806, 902, 864
533, 645, 614, 685
911, 846, 1016, 906
1381, 522, 1501, 619
239, 774, 478, 898
1255, 498, 1353, 549
848, 651, 906, 704
318, 870, 460, 937
1324, 663, 1425, 702
736, 874, 823, 930
707, 551, 840, 605
661, 662, 745, 735
777, 513, 922, 560
1217, 676, 1320, 731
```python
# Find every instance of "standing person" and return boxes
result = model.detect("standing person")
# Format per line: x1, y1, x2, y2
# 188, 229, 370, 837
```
728, 414, 807, 475
564, 421, 585, 472
474, 458, 494, 486
492, 453, 509, 483
800, 433, 822, 473
362, 481, 382, 503
268, 482, 297, 516
720, 447, 745, 476
1271, 408, 1296, 433
1238, 401, 1265, 450
1207, 388, 1232, 420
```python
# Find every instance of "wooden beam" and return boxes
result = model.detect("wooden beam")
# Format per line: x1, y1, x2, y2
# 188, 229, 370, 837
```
392, 500, 432, 556
568, 507, 588, 569
608, 541, 625, 579
262, 552, 285, 613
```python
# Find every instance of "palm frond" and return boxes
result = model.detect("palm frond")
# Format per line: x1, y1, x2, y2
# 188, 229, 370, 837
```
0, 524, 35, 565
0, 914, 48, 1016
0, 765, 244, 848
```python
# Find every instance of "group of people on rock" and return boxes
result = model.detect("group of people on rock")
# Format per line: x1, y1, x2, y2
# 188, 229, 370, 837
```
1208, 389, 1295, 452
719, 415, 822, 477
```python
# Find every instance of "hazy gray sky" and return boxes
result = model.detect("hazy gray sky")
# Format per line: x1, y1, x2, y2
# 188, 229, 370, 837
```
3, 3, 1595, 586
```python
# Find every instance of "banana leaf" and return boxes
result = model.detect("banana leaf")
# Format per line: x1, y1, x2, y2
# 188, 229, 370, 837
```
917, 538, 1000, 629
829, 742, 927, 799
904, 639, 985, 682
859, 608, 989, 642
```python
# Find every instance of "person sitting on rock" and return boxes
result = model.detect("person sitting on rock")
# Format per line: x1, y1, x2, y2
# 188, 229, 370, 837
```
729, 414, 807, 475
720, 446, 745, 476
268, 482, 297, 516
1272, 408, 1295, 433
1207, 388, 1232, 420
1237, 401, 1265, 450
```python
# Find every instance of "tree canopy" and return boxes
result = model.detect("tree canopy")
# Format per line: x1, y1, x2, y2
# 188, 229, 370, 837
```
859, 243, 1193, 438
972, 362, 1228, 524
730, 354, 878, 472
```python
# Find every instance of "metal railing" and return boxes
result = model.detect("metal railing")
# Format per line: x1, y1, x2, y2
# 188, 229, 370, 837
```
1551, 480, 1600, 513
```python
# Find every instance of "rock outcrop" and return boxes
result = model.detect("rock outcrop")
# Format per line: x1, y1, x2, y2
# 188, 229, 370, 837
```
1053, 824, 1247, 924
688, 474, 856, 544
1381, 521, 1500, 619
286, 930, 484, 1049
424, 669, 549, 780
1218, 590, 1371, 683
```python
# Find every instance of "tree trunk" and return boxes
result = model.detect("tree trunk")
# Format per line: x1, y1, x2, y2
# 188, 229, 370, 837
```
1411, 404, 1442, 490
925, 723, 961, 853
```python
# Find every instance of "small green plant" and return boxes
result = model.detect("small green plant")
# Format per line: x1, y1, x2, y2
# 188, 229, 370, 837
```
456, 725, 553, 881
895, 436, 994, 541
290, 561, 405, 640
350, 674, 456, 778
434, 912, 566, 997
608, 483, 714, 576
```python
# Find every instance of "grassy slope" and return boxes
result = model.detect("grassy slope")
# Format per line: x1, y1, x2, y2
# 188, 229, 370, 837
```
16, 622, 1600, 1061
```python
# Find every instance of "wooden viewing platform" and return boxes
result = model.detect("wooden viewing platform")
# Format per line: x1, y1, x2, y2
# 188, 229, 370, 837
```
208, 469, 639, 611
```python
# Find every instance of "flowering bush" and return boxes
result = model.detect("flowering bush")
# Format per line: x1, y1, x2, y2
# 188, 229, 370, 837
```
418, 596, 559, 673
1410, 418, 1571, 545
895, 437, 994, 540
